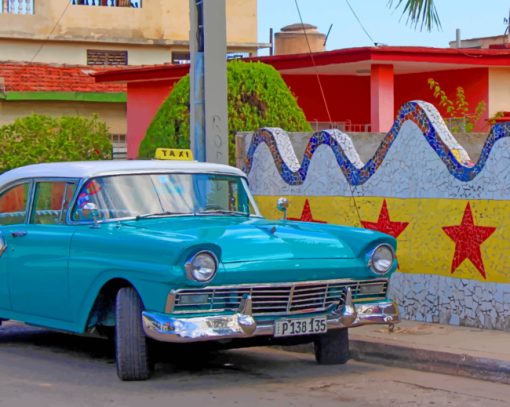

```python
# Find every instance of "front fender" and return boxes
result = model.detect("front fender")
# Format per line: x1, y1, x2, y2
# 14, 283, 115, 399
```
69, 227, 185, 332
74, 269, 174, 333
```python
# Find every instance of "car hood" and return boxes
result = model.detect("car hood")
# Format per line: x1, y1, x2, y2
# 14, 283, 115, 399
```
122, 216, 356, 263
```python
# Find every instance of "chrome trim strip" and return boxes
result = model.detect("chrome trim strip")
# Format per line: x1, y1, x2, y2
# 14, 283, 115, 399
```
142, 297, 400, 344
173, 278, 388, 291
0, 232, 6, 257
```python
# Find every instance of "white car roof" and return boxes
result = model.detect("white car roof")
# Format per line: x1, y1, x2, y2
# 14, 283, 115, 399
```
0, 160, 246, 188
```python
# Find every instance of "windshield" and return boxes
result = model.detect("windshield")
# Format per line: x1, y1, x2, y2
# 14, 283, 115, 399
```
71, 173, 260, 222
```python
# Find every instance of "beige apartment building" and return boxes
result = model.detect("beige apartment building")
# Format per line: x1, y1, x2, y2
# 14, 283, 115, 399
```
0, 0, 264, 65
0, 0, 265, 157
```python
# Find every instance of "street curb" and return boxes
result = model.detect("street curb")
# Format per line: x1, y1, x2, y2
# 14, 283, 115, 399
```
349, 339, 510, 385
281, 338, 510, 385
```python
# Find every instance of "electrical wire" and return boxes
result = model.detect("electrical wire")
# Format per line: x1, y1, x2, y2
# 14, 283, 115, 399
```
293, 0, 332, 123
345, 0, 376, 46
30, 1, 72, 62
293, 0, 363, 226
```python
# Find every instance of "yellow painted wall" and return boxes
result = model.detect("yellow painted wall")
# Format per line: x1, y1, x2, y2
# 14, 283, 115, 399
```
0, 100, 126, 134
255, 196, 510, 284
0, 39, 175, 66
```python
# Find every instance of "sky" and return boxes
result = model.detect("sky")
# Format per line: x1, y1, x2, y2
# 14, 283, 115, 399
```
257, 0, 510, 54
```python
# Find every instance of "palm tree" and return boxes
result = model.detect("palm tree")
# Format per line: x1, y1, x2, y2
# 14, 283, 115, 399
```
388, 0, 441, 31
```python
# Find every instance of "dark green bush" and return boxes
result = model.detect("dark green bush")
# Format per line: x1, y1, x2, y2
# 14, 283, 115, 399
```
139, 60, 312, 164
0, 114, 112, 173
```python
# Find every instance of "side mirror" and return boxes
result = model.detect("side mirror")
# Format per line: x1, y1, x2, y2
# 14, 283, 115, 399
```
276, 197, 289, 221
81, 202, 101, 227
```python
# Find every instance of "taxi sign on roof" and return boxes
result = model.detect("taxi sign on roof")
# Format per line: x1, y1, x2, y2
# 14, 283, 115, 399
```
155, 148, 194, 161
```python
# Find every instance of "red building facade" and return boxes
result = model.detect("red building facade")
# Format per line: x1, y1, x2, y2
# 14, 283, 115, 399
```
95, 46, 510, 159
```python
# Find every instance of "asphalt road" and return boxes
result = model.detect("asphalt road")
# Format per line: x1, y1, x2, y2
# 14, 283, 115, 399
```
0, 322, 509, 407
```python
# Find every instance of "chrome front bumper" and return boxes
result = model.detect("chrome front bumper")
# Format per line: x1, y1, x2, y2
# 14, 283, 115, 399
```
142, 289, 399, 343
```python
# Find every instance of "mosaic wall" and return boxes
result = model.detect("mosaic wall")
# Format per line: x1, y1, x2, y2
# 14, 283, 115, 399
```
239, 100, 510, 330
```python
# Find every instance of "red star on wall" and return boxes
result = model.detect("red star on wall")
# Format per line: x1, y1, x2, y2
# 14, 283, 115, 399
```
442, 203, 496, 279
288, 199, 326, 223
361, 199, 409, 239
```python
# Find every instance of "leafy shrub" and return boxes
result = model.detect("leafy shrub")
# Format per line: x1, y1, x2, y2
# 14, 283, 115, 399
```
0, 114, 112, 173
427, 78, 486, 132
139, 60, 312, 164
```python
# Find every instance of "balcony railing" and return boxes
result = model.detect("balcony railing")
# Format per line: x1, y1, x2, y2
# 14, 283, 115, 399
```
1, 0, 34, 14
71, 0, 142, 7
311, 121, 372, 133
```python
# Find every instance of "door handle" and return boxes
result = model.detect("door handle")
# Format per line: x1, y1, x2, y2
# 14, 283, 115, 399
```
11, 231, 27, 238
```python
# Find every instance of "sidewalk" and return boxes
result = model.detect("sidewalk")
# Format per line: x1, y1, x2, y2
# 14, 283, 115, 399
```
348, 320, 510, 384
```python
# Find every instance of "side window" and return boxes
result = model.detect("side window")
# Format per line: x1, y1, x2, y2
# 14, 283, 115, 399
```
0, 183, 31, 225
30, 182, 76, 225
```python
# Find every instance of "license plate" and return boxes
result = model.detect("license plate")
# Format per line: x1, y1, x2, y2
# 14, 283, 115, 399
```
274, 316, 327, 337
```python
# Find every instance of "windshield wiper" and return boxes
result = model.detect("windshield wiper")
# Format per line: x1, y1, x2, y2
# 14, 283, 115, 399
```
196, 209, 249, 217
135, 211, 191, 220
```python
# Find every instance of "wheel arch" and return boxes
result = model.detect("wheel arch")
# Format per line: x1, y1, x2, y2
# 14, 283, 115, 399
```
83, 278, 143, 334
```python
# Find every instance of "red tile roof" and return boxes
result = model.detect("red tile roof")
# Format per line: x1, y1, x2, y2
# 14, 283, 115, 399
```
0, 62, 126, 93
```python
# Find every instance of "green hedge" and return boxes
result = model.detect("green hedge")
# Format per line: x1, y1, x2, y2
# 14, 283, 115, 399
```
139, 60, 312, 164
0, 114, 112, 173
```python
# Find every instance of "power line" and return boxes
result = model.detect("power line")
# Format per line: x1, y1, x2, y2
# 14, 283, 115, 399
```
293, 0, 364, 227
345, 0, 376, 46
31, 1, 72, 62
293, 0, 332, 123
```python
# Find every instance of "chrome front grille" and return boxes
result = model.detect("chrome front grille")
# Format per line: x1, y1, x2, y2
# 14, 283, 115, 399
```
170, 279, 388, 316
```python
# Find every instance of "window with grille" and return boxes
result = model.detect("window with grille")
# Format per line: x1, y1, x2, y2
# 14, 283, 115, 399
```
87, 49, 128, 66
171, 51, 251, 65
1, 0, 34, 14
111, 134, 127, 160
172, 52, 190, 65
71, 1, 142, 7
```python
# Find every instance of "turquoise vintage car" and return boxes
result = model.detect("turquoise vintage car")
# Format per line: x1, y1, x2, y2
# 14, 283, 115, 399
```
0, 160, 399, 380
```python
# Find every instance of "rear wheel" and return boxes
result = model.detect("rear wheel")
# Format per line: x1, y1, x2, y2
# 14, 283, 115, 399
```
115, 287, 151, 381
314, 328, 349, 365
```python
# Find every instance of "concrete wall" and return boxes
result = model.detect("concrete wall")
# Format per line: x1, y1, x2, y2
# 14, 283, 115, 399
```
0, 100, 126, 134
0, 0, 259, 64
238, 100, 510, 330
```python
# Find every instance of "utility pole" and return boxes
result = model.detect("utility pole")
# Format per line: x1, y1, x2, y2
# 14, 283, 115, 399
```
189, 0, 229, 164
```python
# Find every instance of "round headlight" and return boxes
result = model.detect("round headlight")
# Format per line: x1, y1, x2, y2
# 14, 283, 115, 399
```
185, 251, 218, 282
369, 244, 395, 275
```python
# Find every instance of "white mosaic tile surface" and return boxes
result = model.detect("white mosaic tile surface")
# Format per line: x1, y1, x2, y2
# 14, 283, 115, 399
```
245, 121, 510, 200
389, 272, 510, 330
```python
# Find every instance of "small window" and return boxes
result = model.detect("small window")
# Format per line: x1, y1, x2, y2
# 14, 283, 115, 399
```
171, 52, 190, 65
111, 134, 127, 160
87, 49, 128, 66
1, 0, 34, 14
0, 183, 31, 225
30, 182, 76, 225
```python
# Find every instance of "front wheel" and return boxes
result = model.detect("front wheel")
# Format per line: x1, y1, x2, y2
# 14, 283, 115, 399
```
314, 328, 349, 365
115, 287, 151, 381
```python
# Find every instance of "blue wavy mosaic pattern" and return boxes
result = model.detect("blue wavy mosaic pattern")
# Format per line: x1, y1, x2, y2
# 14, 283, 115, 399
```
244, 101, 510, 186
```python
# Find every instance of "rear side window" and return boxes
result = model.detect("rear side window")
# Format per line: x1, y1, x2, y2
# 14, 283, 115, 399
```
31, 182, 77, 225
0, 183, 31, 225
